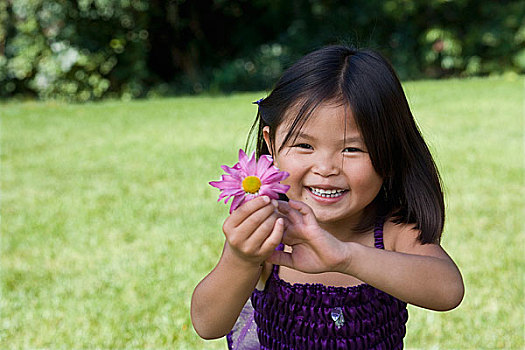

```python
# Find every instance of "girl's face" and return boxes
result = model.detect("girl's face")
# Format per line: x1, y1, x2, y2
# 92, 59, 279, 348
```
263, 102, 383, 231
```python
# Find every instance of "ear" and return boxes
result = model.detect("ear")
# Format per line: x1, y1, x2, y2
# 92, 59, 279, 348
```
262, 126, 273, 158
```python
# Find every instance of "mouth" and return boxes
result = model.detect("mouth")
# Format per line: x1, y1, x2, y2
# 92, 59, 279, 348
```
307, 186, 349, 198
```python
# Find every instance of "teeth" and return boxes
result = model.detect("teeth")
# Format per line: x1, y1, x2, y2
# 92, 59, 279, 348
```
309, 187, 346, 198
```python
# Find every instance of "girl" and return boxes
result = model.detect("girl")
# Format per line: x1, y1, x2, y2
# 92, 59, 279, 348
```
191, 45, 464, 349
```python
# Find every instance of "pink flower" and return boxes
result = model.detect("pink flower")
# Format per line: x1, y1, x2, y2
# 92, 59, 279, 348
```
209, 149, 290, 213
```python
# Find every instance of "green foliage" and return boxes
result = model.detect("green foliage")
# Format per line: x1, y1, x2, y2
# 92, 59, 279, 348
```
1, 0, 150, 101
1, 0, 524, 100
210, 43, 292, 93
204, 0, 525, 91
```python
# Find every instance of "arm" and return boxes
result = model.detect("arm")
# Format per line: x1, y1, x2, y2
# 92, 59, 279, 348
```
270, 200, 464, 311
343, 239, 464, 311
191, 196, 284, 339
191, 243, 263, 339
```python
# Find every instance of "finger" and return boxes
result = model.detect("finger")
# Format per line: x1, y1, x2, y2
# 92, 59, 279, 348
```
236, 200, 278, 235
281, 227, 299, 246
224, 202, 276, 247
243, 212, 279, 248
276, 200, 303, 224
288, 200, 318, 226
275, 200, 292, 214
227, 196, 272, 227
266, 250, 294, 269
272, 200, 287, 220
260, 217, 285, 254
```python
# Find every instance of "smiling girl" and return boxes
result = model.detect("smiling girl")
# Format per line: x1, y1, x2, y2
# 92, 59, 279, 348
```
191, 45, 464, 349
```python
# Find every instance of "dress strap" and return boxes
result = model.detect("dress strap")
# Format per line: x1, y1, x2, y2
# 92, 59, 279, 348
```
272, 243, 285, 275
374, 218, 385, 250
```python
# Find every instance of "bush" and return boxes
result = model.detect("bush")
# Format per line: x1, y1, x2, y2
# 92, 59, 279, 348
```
1, 0, 150, 101
1, 0, 523, 101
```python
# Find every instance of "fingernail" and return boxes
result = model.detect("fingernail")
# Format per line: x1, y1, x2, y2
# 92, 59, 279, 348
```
271, 199, 278, 207
262, 196, 270, 203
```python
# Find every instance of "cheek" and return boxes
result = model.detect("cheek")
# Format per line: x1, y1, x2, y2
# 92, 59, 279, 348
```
345, 161, 383, 194
276, 158, 306, 191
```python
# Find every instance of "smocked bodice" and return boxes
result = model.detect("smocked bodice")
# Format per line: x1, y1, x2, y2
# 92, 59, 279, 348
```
228, 219, 408, 349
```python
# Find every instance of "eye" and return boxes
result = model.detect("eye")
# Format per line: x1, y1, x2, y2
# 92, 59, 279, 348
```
293, 143, 313, 150
343, 147, 363, 153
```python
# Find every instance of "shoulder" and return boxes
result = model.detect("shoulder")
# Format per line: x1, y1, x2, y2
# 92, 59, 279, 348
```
383, 219, 448, 258
382, 219, 418, 251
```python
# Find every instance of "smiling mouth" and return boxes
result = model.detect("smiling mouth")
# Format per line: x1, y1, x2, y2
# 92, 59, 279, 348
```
308, 187, 348, 198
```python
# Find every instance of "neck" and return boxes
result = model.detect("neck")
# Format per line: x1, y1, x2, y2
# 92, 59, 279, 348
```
318, 207, 378, 242
318, 219, 361, 242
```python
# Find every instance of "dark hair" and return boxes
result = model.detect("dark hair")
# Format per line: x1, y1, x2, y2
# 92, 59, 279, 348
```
248, 45, 444, 244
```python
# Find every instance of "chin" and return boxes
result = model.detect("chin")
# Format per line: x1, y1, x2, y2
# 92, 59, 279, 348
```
312, 211, 351, 226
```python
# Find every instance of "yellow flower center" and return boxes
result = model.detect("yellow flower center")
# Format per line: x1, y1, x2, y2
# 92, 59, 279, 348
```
242, 176, 262, 194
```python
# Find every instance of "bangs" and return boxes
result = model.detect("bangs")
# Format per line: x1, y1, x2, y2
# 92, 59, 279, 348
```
276, 93, 350, 154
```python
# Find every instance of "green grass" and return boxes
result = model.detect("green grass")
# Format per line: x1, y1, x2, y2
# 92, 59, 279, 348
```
1, 76, 523, 349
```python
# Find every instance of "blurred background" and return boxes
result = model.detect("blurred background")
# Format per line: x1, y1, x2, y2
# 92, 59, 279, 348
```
2, 1, 524, 349
1, 0, 523, 101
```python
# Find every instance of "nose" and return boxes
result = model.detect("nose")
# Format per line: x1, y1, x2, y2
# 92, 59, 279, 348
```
312, 154, 340, 177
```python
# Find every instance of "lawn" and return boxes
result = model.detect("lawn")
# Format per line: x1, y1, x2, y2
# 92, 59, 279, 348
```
1, 76, 523, 349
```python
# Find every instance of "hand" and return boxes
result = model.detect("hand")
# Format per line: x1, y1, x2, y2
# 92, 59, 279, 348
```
222, 196, 285, 268
267, 200, 350, 274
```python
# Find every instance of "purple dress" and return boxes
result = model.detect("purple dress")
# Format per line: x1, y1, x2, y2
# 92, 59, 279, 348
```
228, 219, 408, 349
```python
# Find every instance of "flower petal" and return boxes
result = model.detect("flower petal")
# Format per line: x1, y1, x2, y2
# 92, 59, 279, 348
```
209, 180, 226, 189
258, 187, 279, 199
244, 151, 258, 175
260, 183, 290, 195
256, 155, 273, 177
222, 166, 244, 181
271, 183, 291, 193
216, 180, 242, 190
230, 194, 246, 213
220, 165, 233, 174
219, 195, 232, 204
219, 188, 244, 200
260, 154, 274, 163
261, 170, 289, 184
238, 149, 249, 170
244, 193, 258, 201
